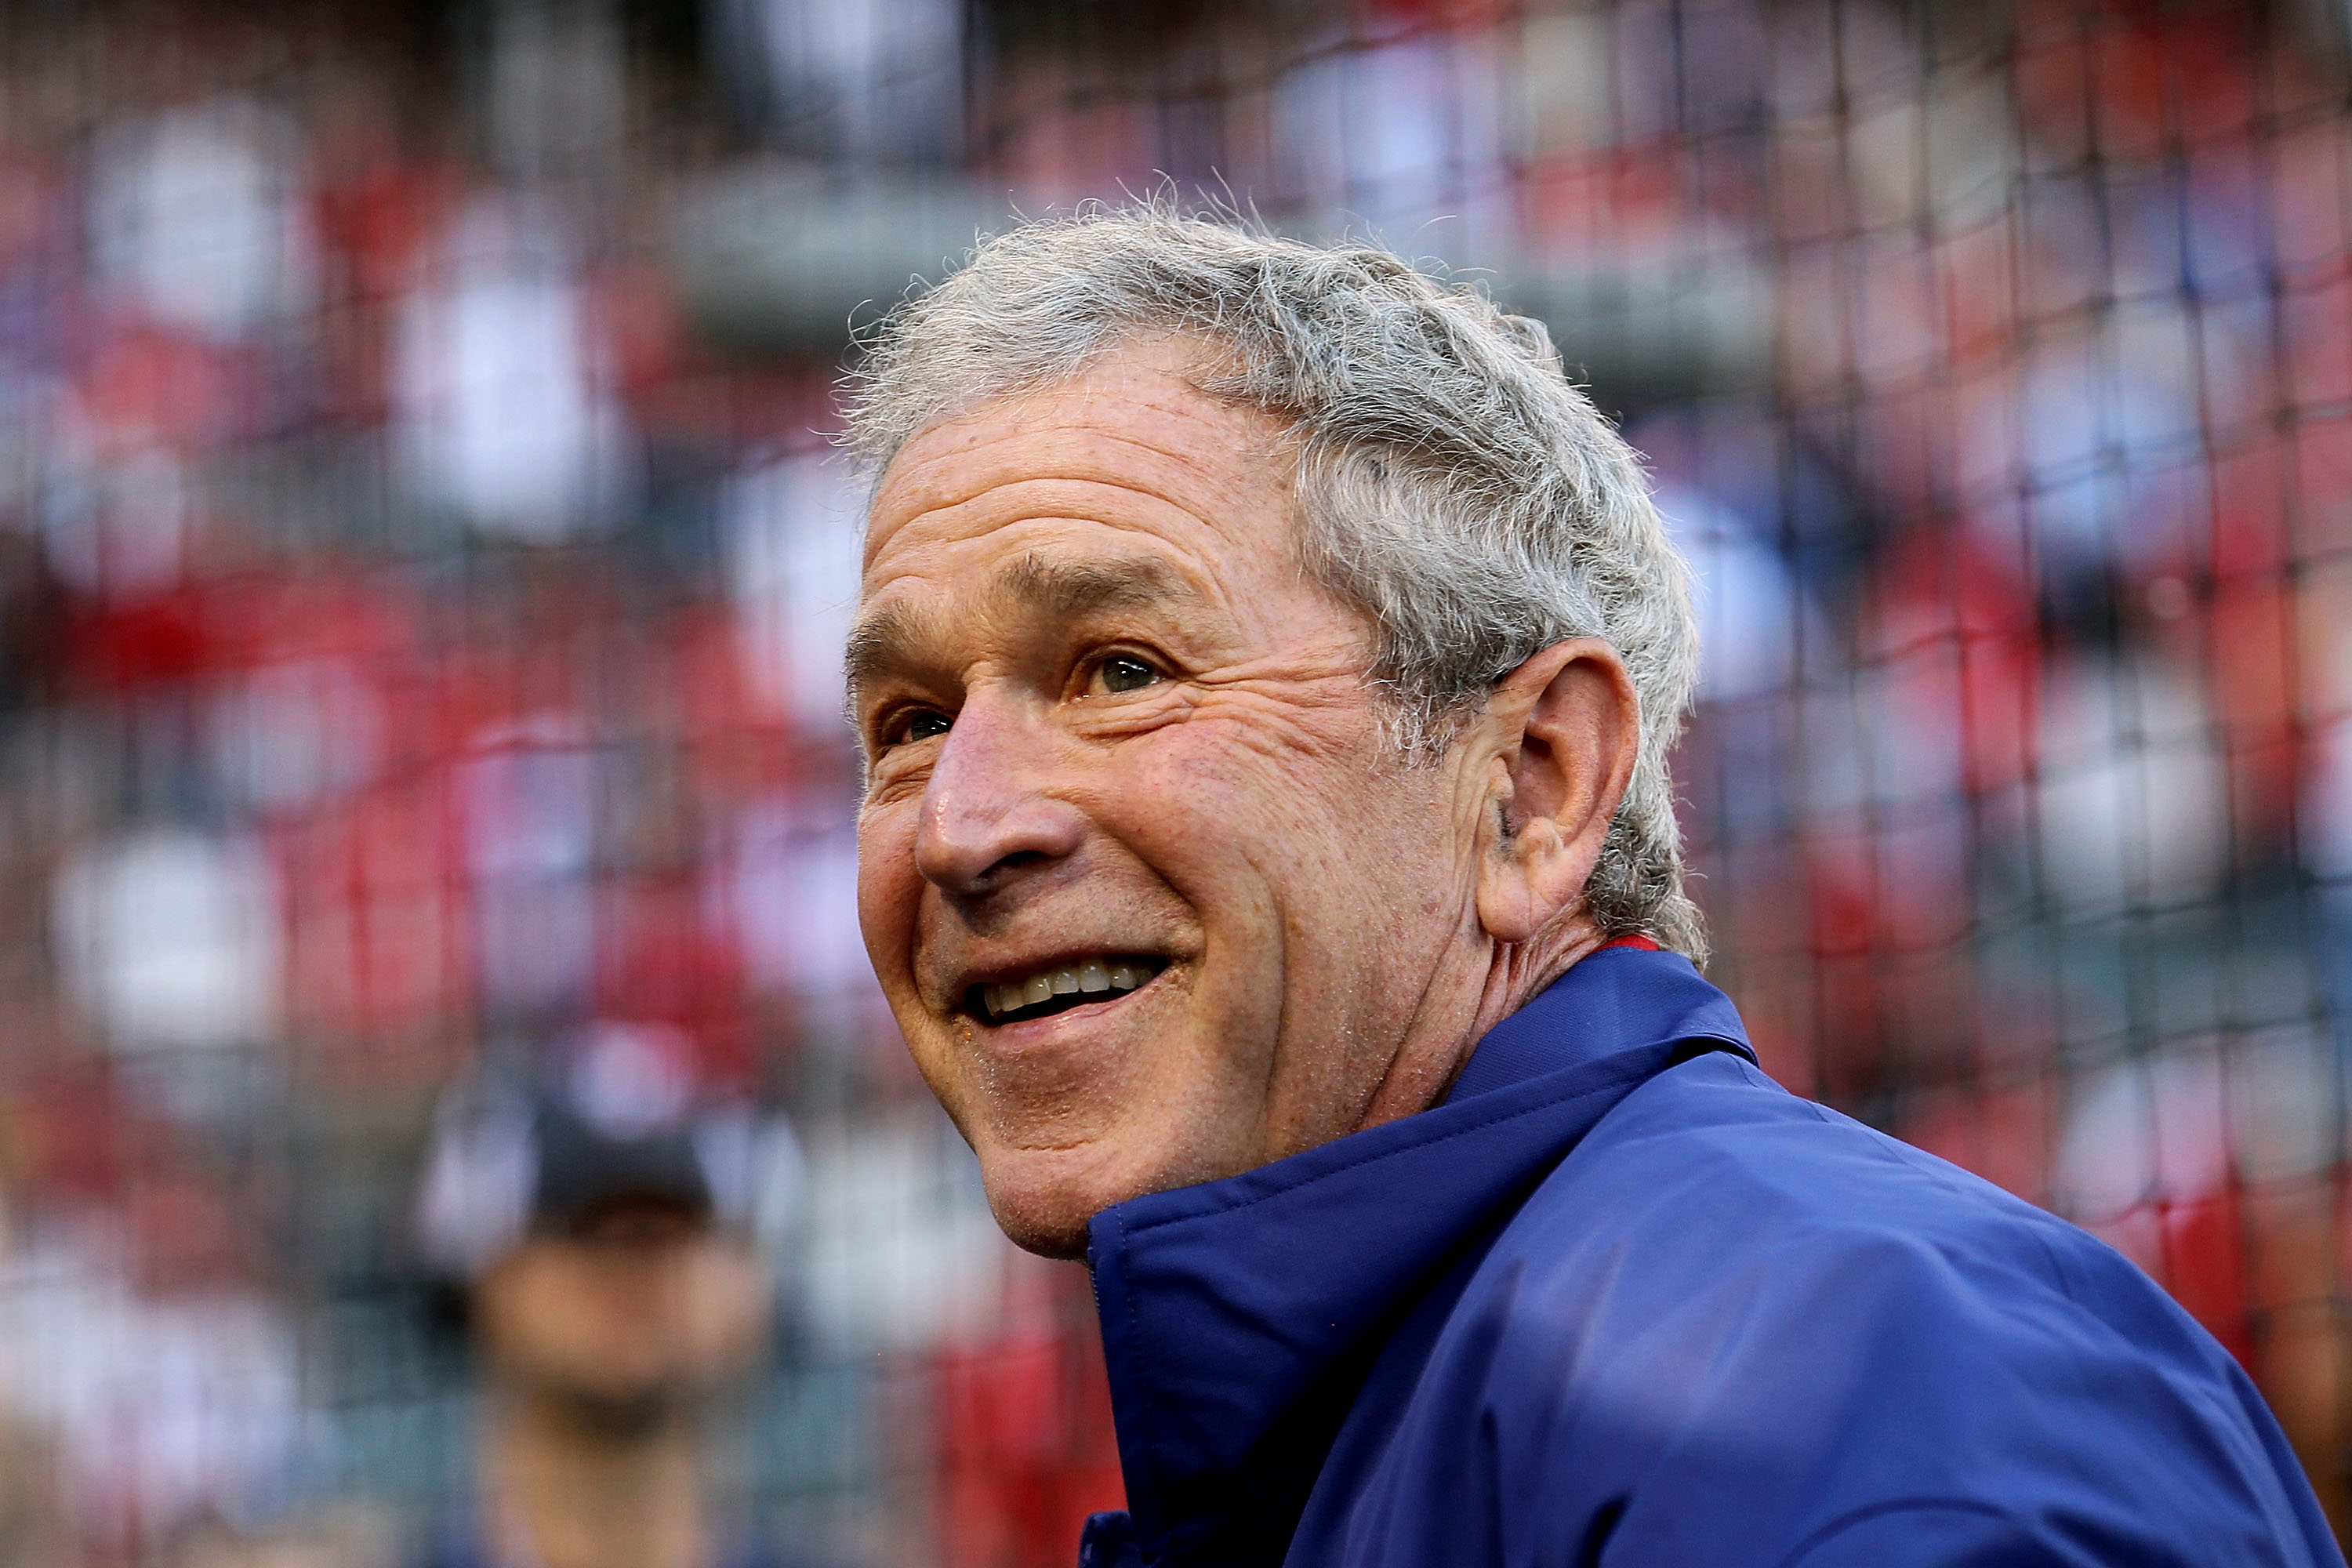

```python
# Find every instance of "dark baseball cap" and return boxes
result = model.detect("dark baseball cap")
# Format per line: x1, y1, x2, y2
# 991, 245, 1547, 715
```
416, 1022, 800, 1277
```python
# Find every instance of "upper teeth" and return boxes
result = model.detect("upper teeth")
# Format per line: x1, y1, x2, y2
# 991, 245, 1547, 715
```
982, 960, 1152, 1021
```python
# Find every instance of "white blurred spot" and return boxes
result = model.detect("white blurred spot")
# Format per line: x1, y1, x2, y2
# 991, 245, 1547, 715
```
87, 100, 315, 341
2, 1220, 300, 1537
2052, 1048, 2227, 1225
2028, 656, 2226, 914
723, 451, 865, 736
565, 1021, 697, 1140
394, 200, 632, 542
53, 830, 282, 1051
2053, 1029, 2336, 1224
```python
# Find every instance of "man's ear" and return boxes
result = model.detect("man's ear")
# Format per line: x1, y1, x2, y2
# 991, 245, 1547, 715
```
1472, 638, 1640, 946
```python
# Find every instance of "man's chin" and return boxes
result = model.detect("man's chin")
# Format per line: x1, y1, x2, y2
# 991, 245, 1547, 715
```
988, 1196, 1095, 1260
978, 1138, 1211, 1261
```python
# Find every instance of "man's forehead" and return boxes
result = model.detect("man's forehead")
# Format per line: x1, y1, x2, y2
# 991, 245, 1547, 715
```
865, 362, 1287, 564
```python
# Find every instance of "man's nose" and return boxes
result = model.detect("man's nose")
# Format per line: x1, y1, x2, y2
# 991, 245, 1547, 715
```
913, 696, 1085, 897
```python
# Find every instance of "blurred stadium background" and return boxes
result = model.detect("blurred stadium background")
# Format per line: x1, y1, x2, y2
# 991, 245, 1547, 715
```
0, 0, 2344, 1562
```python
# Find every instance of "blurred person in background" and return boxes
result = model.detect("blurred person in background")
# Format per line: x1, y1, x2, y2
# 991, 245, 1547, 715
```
844, 206, 2342, 1568
413, 1022, 826, 1568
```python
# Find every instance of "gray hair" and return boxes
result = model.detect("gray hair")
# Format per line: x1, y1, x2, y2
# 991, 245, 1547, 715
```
842, 204, 1706, 962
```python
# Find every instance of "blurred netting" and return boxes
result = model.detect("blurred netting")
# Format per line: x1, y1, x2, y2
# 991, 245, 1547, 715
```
0, 1, 2345, 1564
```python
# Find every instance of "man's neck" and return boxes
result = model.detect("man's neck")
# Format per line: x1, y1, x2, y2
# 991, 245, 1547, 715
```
1471, 920, 1611, 1047
483, 1389, 710, 1568
1356, 917, 1609, 1133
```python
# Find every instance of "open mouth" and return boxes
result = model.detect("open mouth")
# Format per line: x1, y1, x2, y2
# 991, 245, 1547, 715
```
968, 956, 1170, 1026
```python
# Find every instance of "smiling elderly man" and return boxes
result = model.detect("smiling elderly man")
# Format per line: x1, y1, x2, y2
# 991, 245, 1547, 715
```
843, 208, 2339, 1568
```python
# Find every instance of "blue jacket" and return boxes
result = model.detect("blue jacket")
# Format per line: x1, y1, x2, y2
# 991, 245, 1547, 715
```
1076, 946, 2341, 1567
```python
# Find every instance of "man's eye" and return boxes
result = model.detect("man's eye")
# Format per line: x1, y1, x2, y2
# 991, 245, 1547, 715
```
898, 710, 953, 744
1094, 655, 1162, 695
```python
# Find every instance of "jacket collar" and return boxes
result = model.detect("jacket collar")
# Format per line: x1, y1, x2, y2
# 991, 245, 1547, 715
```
1085, 946, 1753, 1567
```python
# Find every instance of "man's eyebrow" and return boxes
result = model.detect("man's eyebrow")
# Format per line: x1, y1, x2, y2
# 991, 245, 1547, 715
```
844, 552, 1200, 702
994, 550, 1194, 619
844, 599, 934, 702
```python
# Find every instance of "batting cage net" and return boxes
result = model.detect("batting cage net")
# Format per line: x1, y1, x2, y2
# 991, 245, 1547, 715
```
0, 1, 2340, 1563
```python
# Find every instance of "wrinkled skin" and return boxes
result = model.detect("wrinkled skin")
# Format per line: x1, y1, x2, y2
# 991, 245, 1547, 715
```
852, 340, 1639, 1257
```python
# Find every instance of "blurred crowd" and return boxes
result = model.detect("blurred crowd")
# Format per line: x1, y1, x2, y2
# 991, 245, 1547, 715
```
0, 0, 2340, 1563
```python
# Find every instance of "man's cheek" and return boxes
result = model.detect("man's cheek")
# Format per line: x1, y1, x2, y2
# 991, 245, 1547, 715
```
854, 816, 921, 983
1109, 728, 1311, 869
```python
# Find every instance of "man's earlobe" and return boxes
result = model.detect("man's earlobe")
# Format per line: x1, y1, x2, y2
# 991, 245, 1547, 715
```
1477, 816, 1572, 945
